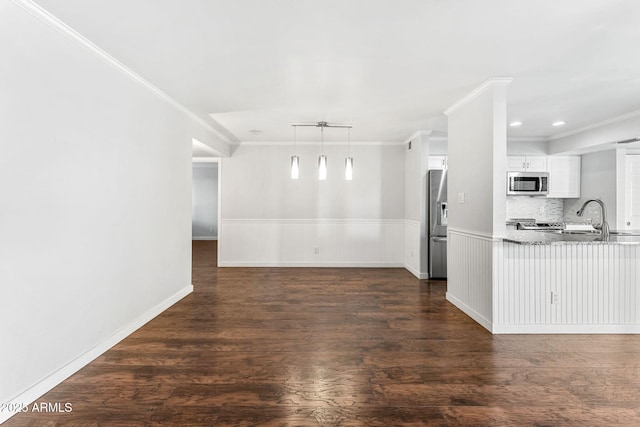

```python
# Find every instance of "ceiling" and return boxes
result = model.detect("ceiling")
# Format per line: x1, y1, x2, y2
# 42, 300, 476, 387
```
33, 0, 640, 144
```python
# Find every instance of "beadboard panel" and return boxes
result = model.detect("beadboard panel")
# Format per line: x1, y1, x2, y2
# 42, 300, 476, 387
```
446, 229, 495, 329
219, 219, 405, 267
404, 220, 421, 278
495, 242, 640, 333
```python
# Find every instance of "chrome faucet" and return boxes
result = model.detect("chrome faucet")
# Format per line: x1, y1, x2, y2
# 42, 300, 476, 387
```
576, 199, 610, 238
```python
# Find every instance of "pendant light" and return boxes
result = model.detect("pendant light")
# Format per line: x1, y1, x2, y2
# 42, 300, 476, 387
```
290, 121, 352, 181
318, 126, 327, 180
345, 127, 353, 181
291, 126, 299, 179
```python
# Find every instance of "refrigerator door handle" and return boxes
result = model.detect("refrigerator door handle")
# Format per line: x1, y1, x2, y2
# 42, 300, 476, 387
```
432, 236, 447, 242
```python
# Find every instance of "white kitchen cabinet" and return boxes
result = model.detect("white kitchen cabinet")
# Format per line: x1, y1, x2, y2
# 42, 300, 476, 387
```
428, 155, 447, 170
507, 156, 547, 172
547, 156, 581, 198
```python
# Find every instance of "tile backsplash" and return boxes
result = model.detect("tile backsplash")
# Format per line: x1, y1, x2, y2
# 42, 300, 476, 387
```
506, 197, 564, 222
563, 198, 600, 225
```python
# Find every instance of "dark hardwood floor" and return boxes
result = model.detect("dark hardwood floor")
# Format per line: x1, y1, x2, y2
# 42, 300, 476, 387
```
7, 240, 640, 426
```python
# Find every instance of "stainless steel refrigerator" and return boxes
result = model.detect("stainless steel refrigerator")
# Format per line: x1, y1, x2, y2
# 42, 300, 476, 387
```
428, 169, 448, 278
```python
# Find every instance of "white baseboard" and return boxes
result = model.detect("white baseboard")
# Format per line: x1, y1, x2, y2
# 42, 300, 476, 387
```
446, 292, 493, 333
0, 285, 193, 425
403, 263, 429, 279
493, 324, 640, 334
192, 236, 217, 240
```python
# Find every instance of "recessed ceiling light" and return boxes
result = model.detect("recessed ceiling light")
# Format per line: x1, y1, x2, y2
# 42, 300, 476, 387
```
509, 121, 523, 127
249, 129, 263, 134
552, 121, 566, 127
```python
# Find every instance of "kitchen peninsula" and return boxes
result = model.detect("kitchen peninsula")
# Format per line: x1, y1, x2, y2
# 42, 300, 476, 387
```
493, 230, 640, 333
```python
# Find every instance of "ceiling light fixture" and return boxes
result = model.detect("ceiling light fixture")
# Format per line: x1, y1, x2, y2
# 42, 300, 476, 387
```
318, 126, 327, 180
509, 121, 523, 127
290, 121, 353, 181
291, 126, 299, 180
552, 120, 566, 127
345, 127, 353, 181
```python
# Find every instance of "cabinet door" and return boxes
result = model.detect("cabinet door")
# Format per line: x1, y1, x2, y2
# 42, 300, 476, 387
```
525, 156, 547, 172
428, 156, 447, 170
547, 156, 581, 198
507, 156, 527, 171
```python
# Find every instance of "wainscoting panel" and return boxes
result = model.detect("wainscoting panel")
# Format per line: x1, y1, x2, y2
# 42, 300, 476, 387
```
495, 242, 640, 333
219, 219, 405, 267
447, 228, 495, 330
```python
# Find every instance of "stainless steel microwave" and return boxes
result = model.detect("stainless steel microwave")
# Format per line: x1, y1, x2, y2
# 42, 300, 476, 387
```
507, 172, 549, 196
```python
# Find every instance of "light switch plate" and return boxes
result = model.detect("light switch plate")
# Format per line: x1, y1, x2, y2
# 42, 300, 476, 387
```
458, 192, 465, 203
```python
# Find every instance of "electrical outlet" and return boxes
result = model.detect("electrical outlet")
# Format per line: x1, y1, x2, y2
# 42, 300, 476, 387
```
551, 291, 559, 304
314, 246, 319, 254
458, 192, 465, 203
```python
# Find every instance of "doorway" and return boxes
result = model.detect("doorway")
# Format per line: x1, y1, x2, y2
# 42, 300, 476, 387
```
625, 154, 640, 230
192, 157, 221, 267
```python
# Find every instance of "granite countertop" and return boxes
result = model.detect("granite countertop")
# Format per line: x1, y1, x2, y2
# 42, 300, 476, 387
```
504, 230, 640, 245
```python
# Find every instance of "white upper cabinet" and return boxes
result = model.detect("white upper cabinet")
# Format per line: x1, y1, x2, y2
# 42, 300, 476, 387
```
547, 156, 581, 198
428, 155, 447, 170
507, 155, 547, 172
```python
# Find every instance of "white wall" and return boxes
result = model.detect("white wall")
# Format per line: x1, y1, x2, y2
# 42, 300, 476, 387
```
444, 79, 510, 330
0, 2, 218, 418
403, 132, 430, 278
563, 150, 618, 229
548, 112, 640, 155
446, 85, 507, 236
506, 140, 548, 155
219, 143, 405, 267
192, 162, 219, 239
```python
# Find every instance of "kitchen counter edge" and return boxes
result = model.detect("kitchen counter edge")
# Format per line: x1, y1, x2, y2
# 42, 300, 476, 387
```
503, 230, 640, 246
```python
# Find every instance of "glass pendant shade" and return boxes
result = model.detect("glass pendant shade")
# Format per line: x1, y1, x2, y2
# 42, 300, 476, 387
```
345, 157, 353, 180
318, 155, 327, 180
290, 155, 299, 179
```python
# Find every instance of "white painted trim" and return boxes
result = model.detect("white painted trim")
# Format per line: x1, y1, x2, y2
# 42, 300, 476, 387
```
0, 285, 193, 425
493, 324, 640, 334
448, 227, 498, 241
403, 262, 420, 279
443, 77, 513, 116
446, 293, 493, 332
222, 218, 405, 224
192, 139, 223, 158
192, 237, 218, 240
508, 136, 549, 143
548, 108, 640, 141
10, 0, 235, 148
192, 158, 219, 163
236, 141, 405, 147
404, 130, 433, 145
218, 262, 404, 268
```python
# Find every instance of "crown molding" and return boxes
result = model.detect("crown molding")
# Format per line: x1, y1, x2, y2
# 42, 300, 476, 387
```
443, 77, 513, 116
11, 0, 235, 146
403, 130, 433, 145
548, 108, 640, 141
237, 141, 405, 147
507, 136, 548, 143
